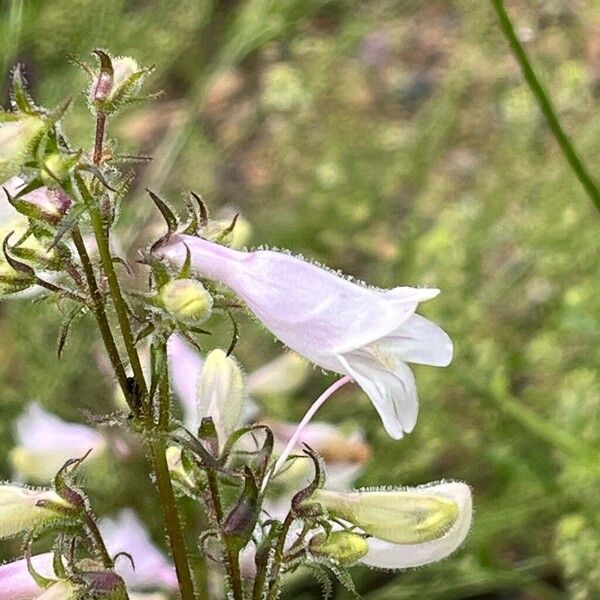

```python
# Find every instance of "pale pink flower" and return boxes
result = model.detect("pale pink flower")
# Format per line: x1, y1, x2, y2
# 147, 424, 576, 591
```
0, 553, 54, 600
101, 509, 178, 591
11, 403, 105, 483
162, 236, 452, 438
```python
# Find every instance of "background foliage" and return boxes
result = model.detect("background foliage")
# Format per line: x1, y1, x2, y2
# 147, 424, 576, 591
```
1, 0, 600, 597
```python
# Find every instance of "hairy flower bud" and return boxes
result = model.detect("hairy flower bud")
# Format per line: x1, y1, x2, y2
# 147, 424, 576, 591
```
40, 154, 75, 186
159, 279, 213, 322
197, 349, 245, 445
310, 487, 460, 544
90, 53, 148, 112
309, 531, 369, 565
0, 115, 45, 179
0, 485, 74, 539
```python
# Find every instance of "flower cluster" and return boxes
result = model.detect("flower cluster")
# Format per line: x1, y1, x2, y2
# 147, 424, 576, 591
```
0, 51, 471, 599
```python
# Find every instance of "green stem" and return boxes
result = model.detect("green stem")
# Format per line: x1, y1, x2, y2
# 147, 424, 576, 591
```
82, 510, 113, 569
150, 438, 197, 600
225, 543, 244, 600
490, 0, 600, 213
87, 112, 148, 398
205, 470, 244, 599
70, 228, 135, 411
80, 174, 149, 399
266, 512, 295, 599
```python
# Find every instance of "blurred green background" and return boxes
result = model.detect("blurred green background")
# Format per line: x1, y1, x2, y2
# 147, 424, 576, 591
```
1, 0, 600, 598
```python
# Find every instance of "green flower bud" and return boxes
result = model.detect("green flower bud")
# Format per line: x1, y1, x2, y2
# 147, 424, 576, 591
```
40, 154, 74, 185
309, 531, 369, 565
310, 488, 459, 544
166, 446, 196, 489
0, 114, 46, 179
160, 279, 213, 322
197, 349, 245, 445
204, 216, 252, 249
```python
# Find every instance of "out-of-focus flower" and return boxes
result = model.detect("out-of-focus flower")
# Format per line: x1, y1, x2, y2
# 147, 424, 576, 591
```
11, 403, 105, 483
0, 553, 55, 600
267, 420, 369, 491
310, 482, 472, 569
246, 353, 309, 398
0, 180, 62, 296
162, 236, 452, 439
159, 279, 213, 323
359, 31, 391, 67
0, 114, 45, 180
0, 485, 73, 539
101, 509, 178, 592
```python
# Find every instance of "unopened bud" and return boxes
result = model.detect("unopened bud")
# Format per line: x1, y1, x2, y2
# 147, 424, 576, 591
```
90, 53, 148, 112
197, 349, 244, 445
40, 154, 74, 186
204, 216, 252, 249
309, 531, 369, 565
310, 487, 460, 544
160, 279, 213, 322
0, 115, 46, 179
0, 484, 75, 539
166, 446, 195, 489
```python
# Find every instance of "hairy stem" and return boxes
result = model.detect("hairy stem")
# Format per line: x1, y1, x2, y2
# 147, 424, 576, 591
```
206, 469, 245, 599
81, 510, 113, 569
150, 438, 197, 600
490, 0, 600, 213
266, 512, 295, 599
88, 112, 148, 398
70, 228, 134, 411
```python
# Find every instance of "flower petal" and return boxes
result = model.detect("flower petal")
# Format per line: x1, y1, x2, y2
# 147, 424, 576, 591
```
360, 482, 472, 569
101, 509, 178, 591
167, 334, 204, 429
383, 314, 453, 367
162, 236, 437, 364
0, 553, 54, 600
337, 353, 417, 439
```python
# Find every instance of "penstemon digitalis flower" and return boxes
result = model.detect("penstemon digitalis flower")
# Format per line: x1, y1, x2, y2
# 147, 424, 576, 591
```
0, 51, 471, 600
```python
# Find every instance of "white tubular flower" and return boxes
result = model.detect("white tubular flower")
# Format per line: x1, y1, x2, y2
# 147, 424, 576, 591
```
197, 349, 245, 445
311, 482, 472, 569
101, 509, 178, 592
11, 403, 105, 483
162, 236, 452, 439
0, 485, 71, 539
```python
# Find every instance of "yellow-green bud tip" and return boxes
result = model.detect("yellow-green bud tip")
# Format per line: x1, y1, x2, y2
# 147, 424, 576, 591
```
309, 531, 369, 565
160, 279, 213, 322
